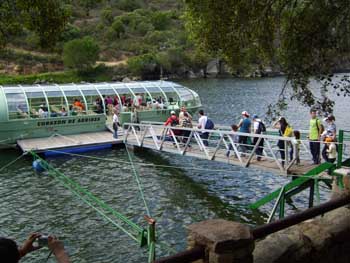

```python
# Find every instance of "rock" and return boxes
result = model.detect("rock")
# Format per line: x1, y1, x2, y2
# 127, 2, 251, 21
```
122, 77, 131, 82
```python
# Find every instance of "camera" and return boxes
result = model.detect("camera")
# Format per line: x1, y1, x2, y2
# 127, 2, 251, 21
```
37, 235, 49, 247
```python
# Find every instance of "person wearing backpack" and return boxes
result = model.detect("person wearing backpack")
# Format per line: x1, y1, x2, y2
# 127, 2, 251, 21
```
164, 111, 181, 142
252, 114, 266, 161
197, 109, 212, 146
308, 109, 322, 164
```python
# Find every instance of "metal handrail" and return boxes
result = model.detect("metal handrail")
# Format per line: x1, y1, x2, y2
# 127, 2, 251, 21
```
155, 194, 350, 263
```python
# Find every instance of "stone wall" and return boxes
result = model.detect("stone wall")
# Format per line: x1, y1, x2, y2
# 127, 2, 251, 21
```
253, 205, 350, 263
187, 173, 350, 263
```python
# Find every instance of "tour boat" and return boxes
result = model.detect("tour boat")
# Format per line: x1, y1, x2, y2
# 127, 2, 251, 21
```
0, 81, 201, 148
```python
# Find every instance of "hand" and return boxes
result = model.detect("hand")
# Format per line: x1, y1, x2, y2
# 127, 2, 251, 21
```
19, 233, 41, 258
48, 236, 70, 263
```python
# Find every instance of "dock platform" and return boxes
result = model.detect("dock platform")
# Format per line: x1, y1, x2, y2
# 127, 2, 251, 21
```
17, 130, 123, 153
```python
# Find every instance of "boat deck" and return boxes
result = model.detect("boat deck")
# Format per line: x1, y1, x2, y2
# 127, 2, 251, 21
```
17, 130, 123, 152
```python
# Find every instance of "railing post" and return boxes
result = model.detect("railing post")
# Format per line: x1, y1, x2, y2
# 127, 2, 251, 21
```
187, 219, 254, 263
337, 130, 344, 168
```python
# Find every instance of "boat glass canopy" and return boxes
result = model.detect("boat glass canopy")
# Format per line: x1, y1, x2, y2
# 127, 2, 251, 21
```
0, 81, 201, 121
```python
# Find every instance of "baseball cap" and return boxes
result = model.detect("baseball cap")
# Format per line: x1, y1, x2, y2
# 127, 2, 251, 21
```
170, 110, 176, 115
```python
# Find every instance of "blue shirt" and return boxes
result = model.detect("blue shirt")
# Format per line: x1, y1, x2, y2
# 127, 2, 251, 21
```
240, 118, 251, 133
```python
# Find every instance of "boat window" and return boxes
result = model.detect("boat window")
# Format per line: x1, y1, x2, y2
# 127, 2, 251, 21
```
3, 87, 29, 120
25, 87, 49, 118
142, 84, 165, 105
159, 83, 180, 108
79, 85, 104, 114
42, 85, 68, 117
128, 84, 150, 108
176, 87, 195, 107
95, 85, 119, 115
61, 85, 86, 115
113, 86, 133, 111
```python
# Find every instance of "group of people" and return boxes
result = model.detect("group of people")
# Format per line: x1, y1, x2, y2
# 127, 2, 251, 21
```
0, 233, 70, 263
232, 109, 338, 165
162, 107, 338, 166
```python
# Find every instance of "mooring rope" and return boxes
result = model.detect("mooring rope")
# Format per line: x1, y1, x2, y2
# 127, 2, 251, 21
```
0, 153, 26, 173
125, 146, 151, 217
45, 149, 242, 174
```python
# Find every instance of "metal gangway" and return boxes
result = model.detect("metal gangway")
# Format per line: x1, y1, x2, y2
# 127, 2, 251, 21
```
123, 122, 349, 175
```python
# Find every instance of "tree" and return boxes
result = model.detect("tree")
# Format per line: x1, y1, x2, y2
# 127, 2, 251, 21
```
184, 0, 350, 115
0, 0, 69, 49
63, 37, 100, 71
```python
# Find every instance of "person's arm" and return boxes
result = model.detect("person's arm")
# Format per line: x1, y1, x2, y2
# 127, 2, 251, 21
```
164, 118, 171, 126
48, 236, 70, 263
237, 119, 243, 128
272, 120, 280, 129
197, 117, 202, 129
18, 233, 41, 258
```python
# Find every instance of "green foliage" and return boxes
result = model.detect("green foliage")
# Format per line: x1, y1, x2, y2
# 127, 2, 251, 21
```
111, 18, 125, 38
151, 11, 172, 30
78, 0, 101, 16
116, 0, 145, 12
184, 0, 350, 112
63, 37, 100, 71
101, 7, 114, 25
127, 53, 157, 77
0, 64, 116, 85
0, 0, 69, 49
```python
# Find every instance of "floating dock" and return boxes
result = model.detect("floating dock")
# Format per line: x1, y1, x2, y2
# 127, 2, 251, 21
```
17, 130, 123, 153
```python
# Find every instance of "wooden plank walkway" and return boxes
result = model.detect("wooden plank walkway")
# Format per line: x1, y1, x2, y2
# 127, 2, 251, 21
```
17, 130, 123, 152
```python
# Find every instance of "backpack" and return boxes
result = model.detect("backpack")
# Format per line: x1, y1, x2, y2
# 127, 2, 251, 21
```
257, 121, 266, 134
171, 117, 178, 126
205, 119, 214, 129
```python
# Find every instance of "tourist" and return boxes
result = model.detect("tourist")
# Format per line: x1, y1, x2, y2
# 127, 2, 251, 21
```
322, 114, 337, 160
0, 233, 70, 263
112, 109, 120, 139
197, 110, 209, 146
60, 107, 68, 117
237, 111, 251, 153
273, 117, 293, 167
226, 124, 239, 157
324, 137, 337, 163
164, 111, 181, 142
179, 106, 192, 126
252, 114, 266, 161
308, 109, 323, 164
38, 105, 48, 118
293, 130, 301, 165
181, 112, 193, 145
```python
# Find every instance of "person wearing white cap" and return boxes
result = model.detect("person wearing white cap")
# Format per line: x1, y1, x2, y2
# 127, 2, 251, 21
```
237, 111, 251, 152
164, 110, 179, 126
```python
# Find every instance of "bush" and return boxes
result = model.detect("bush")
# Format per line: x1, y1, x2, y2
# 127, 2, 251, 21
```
127, 53, 157, 77
63, 37, 99, 71
101, 7, 113, 25
111, 19, 125, 38
151, 11, 172, 30
116, 0, 145, 12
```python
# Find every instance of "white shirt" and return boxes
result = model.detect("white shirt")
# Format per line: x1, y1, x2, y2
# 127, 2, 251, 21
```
327, 143, 337, 159
198, 115, 207, 129
113, 114, 119, 124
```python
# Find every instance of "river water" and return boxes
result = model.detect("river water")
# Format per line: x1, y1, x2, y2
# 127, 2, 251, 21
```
1, 77, 349, 262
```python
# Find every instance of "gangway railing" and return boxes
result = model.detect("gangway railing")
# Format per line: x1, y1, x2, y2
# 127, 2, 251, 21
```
124, 123, 333, 175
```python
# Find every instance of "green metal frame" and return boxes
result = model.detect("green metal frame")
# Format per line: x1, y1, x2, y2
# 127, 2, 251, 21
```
251, 130, 350, 222
29, 151, 156, 262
